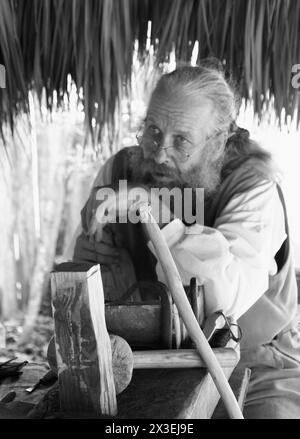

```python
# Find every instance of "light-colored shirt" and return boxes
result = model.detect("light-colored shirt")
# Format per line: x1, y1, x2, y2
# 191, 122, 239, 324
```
149, 180, 286, 320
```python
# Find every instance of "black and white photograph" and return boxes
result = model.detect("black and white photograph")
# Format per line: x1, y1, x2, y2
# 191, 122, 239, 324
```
0, 0, 300, 425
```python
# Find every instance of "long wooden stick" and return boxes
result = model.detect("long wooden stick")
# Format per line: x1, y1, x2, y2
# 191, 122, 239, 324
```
133, 348, 238, 369
140, 206, 244, 419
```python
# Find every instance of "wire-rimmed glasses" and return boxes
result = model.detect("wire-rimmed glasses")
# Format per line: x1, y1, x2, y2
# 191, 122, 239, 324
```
136, 123, 226, 163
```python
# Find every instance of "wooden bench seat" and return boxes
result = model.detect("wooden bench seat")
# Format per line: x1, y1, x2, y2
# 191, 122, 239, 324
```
0, 359, 250, 419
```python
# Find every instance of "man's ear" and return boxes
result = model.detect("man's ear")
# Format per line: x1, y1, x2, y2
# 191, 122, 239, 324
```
212, 133, 227, 158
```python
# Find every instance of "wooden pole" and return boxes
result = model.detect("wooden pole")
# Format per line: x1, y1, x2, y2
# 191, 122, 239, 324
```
139, 205, 244, 419
133, 348, 238, 369
51, 262, 117, 416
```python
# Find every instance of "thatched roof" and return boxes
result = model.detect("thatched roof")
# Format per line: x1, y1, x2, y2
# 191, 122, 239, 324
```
0, 0, 299, 139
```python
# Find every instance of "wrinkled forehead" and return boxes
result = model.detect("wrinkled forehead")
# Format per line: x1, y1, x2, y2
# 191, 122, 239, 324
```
146, 83, 216, 137
151, 81, 215, 121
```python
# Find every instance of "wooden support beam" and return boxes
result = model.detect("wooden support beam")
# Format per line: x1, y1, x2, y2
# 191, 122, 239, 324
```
50, 262, 117, 416
133, 348, 239, 369
48, 336, 238, 373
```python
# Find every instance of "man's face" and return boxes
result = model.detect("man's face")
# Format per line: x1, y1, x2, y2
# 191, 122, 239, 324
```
133, 86, 226, 197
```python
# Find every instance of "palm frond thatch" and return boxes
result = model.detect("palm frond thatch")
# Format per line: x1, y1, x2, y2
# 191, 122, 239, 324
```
0, 0, 299, 140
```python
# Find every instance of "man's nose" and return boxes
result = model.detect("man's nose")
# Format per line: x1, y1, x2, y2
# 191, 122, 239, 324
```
153, 135, 170, 164
153, 146, 169, 164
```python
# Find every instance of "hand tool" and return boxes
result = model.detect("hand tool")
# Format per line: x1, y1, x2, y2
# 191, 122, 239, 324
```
25, 369, 57, 394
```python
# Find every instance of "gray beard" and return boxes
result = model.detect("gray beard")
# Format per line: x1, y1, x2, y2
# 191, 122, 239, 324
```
130, 149, 224, 201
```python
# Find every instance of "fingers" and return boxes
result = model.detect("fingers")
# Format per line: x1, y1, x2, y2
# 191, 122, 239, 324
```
83, 185, 153, 240
73, 243, 99, 264
94, 241, 120, 257
89, 217, 104, 241
93, 186, 150, 225
73, 232, 120, 265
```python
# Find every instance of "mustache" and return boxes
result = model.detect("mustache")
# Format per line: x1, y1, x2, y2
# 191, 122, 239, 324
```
129, 148, 223, 200
139, 158, 181, 180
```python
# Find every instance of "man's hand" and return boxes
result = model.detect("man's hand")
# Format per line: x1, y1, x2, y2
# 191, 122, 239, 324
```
82, 183, 174, 243
89, 183, 149, 240
73, 226, 120, 265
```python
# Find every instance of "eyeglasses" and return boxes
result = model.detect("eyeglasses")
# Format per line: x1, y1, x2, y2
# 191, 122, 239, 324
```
136, 125, 195, 163
136, 124, 226, 164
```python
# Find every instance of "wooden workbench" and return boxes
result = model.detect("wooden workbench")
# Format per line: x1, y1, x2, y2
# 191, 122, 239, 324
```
117, 367, 234, 419
0, 353, 249, 419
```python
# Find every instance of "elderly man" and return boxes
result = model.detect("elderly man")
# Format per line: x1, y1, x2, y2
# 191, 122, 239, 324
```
71, 64, 300, 418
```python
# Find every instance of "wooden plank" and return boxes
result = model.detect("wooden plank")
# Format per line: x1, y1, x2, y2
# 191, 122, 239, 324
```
51, 262, 117, 416
234, 367, 251, 409
212, 367, 251, 418
179, 367, 233, 419
116, 364, 237, 419
117, 368, 206, 419
133, 348, 239, 369
0, 349, 239, 419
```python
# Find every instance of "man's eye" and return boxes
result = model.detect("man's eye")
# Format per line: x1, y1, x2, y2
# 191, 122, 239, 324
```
175, 135, 188, 147
146, 125, 160, 136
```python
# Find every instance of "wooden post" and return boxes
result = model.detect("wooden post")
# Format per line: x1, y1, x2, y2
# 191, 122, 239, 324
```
50, 262, 117, 416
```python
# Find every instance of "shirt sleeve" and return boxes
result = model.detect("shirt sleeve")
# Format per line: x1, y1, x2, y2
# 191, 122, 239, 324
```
63, 155, 115, 260
149, 180, 287, 320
